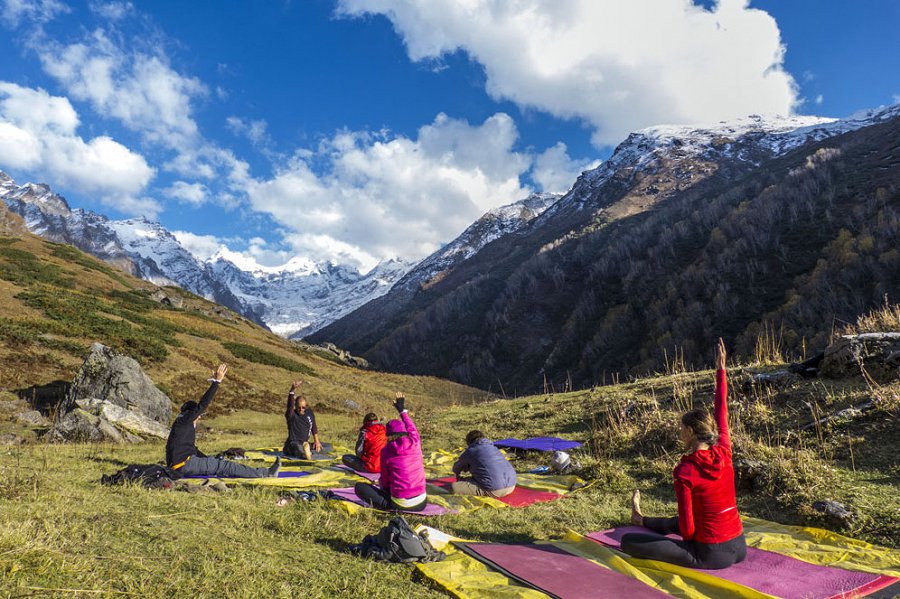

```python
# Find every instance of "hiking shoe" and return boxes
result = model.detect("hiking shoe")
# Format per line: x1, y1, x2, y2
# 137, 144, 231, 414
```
268, 456, 282, 477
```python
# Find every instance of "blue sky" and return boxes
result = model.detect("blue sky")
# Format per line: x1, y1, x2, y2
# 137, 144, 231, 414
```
0, 0, 897, 270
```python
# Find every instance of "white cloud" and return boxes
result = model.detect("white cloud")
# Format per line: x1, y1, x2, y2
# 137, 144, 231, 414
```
89, 1, 134, 21
1, 0, 68, 26
0, 82, 157, 215
171, 230, 224, 261
163, 181, 208, 206
226, 116, 271, 146
337, 0, 799, 145
814, 94, 824, 105
36, 29, 207, 149
531, 142, 600, 193
243, 112, 534, 268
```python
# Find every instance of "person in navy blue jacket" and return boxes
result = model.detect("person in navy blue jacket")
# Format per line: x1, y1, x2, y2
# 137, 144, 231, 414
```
451, 430, 517, 497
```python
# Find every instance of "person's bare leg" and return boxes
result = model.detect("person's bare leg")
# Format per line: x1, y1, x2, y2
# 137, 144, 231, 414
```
631, 489, 644, 526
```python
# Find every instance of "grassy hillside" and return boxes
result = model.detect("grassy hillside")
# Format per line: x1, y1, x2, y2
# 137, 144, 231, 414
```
1, 354, 897, 597
0, 218, 487, 438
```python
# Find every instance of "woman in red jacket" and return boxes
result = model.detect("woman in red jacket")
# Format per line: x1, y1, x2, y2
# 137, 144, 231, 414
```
342, 413, 387, 473
622, 338, 746, 569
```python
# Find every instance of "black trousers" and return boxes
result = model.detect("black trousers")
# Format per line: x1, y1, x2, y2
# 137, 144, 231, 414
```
283, 440, 310, 458
620, 516, 746, 570
353, 482, 427, 512
342, 454, 369, 472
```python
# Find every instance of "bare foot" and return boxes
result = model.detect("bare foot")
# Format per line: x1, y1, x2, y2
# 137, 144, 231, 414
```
630, 489, 644, 526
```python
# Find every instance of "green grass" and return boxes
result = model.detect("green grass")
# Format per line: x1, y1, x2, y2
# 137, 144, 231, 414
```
1, 367, 898, 597
223, 342, 316, 377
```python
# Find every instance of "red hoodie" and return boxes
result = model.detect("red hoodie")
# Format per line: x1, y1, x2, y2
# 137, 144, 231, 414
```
673, 368, 743, 544
356, 421, 387, 473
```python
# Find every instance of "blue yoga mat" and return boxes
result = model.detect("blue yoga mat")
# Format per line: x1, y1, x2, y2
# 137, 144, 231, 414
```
494, 437, 582, 452
183, 470, 312, 480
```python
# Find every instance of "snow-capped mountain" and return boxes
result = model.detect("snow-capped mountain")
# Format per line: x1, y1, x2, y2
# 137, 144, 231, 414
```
543, 105, 900, 222
393, 192, 561, 292
0, 171, 412, 336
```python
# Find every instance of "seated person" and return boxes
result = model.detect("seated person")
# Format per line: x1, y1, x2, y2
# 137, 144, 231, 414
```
342, 412, 386, 473
451, 430, 517, 498
622, 339, 746, 570
354, 393, 427, 511
166, 364, 279, 478
283, 380, 322, 459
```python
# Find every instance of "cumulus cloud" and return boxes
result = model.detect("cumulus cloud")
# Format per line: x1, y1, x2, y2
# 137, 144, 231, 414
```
162, 180, 208, 206
1, 0, 68, 26
170, 230, 224, 261
0, 81, 158, 215
36, 29, 206, 148
337, 0, 799, 145
243, 112, 534, 268
531, 142, 600, 193
226, 116, 271, 147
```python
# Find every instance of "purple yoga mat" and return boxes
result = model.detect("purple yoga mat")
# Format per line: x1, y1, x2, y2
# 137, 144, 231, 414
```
327, 487, 453, 515
457, 542, 669, 599
493, 437, 582, 452
184, 470, 312, 480
333, 464, 380, 482
588, 527, 897, 599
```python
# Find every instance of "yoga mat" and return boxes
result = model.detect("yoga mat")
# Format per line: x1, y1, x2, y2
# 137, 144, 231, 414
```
327, 487, 454, 516
494, 437, 582, 452
333, 464, 380, 482
456, 542, 670, 599
428, 477, 563, 508
588, 526, 899, 599
183, 470, 312, 480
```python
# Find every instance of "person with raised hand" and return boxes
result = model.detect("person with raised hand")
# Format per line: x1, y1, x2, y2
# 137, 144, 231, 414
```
353, 392, 428, 511
621, 338, 746, 569
283, 380, 322, 460
166, 364, 280, 478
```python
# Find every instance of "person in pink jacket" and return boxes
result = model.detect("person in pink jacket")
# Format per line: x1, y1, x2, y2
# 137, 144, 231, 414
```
354, 392, 427, 511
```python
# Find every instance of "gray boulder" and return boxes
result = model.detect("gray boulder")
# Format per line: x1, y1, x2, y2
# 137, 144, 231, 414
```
63, 343, 172, 424
821, 333, 900, 381
48, 408, 123, 443
15, 410, 49, 426
75, 398, 169, 439
151, 289, 184, 309
812, 500, 856, 529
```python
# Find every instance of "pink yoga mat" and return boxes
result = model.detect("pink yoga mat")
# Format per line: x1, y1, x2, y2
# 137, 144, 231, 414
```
457, 542, 669, 599
327, 487, 454, 516
427, 477, 563, 508
333, 464, 380, 482
588, 527, 899, 599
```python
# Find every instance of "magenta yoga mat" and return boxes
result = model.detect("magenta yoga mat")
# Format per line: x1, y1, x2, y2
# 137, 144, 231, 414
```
327, 487, 453, 515
456, 542, 670, 599
588, 527, 899, 599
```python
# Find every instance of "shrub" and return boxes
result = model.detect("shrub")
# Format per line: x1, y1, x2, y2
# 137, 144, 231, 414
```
222, 342, 315, 375
0, 246, 75, 288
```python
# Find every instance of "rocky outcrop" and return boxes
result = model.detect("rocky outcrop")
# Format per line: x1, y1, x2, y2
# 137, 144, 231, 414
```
49, 344, 172, 443
62, 343, 171, 423
150, 289, 184, 309
820, 333, 900, 382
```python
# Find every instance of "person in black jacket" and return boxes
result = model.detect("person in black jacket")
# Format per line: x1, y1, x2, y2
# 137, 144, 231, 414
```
283, 380, 321, 459
166, 364, 280, 478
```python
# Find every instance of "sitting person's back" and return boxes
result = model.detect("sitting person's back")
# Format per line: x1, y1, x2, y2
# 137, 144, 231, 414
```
342, 413, 387, 473
452, 430, 517, 498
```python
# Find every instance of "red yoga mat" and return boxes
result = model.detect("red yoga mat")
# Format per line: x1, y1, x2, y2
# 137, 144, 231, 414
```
456, 542, 670, 599
588, 526, 899, 599
427, 477, 562, 507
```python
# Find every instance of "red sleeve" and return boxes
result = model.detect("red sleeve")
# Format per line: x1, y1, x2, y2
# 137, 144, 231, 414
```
674, 466, 696, 541
715, 368, 730, 449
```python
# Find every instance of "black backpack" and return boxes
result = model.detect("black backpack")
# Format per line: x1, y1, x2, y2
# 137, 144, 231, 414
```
101, 464, 176, 490
350, 516, 445, 563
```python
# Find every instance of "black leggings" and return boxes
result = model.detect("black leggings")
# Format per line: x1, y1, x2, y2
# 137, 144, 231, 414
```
353, 482, 427, 512
620, 516, 746, 570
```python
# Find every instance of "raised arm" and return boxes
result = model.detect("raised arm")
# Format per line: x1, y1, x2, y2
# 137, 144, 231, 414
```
714, 338, 730, 449
285, 380, 302, 417
198, 363, 228, 414
394, 393, 420, 446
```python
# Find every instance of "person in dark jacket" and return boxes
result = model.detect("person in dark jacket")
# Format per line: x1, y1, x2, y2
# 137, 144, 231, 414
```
622, 339, 746, 569
342, 413, 387, 473
451, 430, 517, 497
166, 363, 280, 478
282, 380, 321, 459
